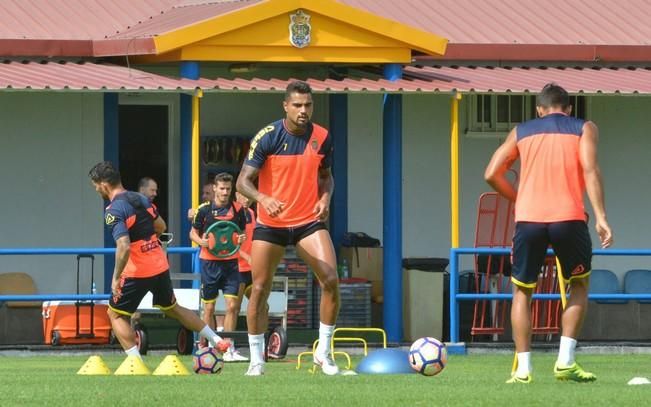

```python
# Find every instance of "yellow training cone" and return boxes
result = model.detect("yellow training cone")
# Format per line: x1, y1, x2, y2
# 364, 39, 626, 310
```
153, 355, 191, 376
114, 355, 151, 375
77, 355, 111, 375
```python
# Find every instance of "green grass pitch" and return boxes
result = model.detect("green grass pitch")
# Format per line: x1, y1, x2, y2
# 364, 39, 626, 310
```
1, 353, 650, 406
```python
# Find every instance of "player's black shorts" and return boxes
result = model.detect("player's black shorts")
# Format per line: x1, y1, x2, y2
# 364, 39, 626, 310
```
239, 270, 253, 289
511, 221, 592, 288
109, 270, 176, 316
200, 258, 240, 301
253, 220, 327, 246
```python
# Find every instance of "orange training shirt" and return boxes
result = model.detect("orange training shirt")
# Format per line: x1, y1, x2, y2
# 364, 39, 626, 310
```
515, 113, 586, 223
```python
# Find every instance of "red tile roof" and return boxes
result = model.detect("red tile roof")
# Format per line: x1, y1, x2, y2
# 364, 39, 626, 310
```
3, 60, 651, 95
0, 60, 200, 91
1, 1, 651, 60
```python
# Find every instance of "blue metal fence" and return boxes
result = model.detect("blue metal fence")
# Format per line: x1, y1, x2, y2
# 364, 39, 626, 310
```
0, 247, 199, 302
449, 247, 651, 344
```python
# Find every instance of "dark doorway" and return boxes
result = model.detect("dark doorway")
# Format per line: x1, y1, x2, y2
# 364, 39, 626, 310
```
118, 105, 169, 221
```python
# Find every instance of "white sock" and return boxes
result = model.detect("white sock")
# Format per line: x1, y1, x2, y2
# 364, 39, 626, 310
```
216, 326, 225, 333
199, 325, 223, 346
557, 336, 577, 366
316, 322, 335, 356
515, 352, 531, 377
248, 334, 265, 365
125, 345, 141, 359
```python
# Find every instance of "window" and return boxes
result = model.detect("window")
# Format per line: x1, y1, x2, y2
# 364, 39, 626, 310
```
466, 94, 588, 137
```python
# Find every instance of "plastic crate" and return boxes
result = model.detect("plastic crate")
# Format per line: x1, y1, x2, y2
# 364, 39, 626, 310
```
316, 279, 371, 327
277, 257, 314, 328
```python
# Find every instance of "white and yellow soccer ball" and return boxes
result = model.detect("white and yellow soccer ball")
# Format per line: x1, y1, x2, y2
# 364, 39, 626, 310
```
408, 337, 447, 376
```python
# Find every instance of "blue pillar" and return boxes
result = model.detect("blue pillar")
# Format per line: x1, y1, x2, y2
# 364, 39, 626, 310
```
103, 93, 119, 294
180, 61, 200, 80
180, 62, 200, 287
382, 64, 403, 343
329, 94, 348, 253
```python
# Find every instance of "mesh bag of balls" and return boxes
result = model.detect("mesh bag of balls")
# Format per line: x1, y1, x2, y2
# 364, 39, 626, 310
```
408, 337, 447, 376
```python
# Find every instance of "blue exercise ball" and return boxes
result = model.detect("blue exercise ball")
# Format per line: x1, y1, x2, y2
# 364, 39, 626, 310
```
356, 348, 416, 375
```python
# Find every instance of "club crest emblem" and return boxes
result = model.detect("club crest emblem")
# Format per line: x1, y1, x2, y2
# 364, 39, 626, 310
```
311, 139, 318, 151
105, 213, 116, 225
289, 10, 311, 49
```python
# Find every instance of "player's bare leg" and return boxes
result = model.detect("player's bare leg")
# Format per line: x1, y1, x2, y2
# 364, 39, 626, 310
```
164, 304, 230, 353
297, 229, 340, 375
509, 285, 533, 381
246, 240, 285, 375
554, 277, 595, 381
108, 309, 137, 351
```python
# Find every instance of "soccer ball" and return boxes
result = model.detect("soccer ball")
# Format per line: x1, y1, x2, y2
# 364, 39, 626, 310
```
408, 337, 447, 376
193, 347, 224, 374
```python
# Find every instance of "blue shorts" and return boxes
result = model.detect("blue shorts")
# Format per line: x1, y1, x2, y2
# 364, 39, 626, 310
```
199, 259, 240, 301
511, 221, 592, 288
253, 220, 326, 246
110, 270, 175, 316
239, 271, 253, 289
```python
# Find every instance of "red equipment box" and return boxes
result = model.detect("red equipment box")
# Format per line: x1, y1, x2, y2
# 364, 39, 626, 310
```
42, 300, 112, 345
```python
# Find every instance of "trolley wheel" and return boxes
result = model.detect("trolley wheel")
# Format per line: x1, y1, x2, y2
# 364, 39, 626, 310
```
134, 324, 149, 355
51, 330, 61, 346
176, 327, 194, 355
265, 326, 288, 360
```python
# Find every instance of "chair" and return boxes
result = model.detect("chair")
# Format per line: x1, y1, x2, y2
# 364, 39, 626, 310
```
589, 269, 627, 304
624, 269, 651, 304
0, 272, 44, 344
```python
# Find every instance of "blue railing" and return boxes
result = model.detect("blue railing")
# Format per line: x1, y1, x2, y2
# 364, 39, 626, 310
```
449, 247, 651, 343
0, 247, 199, 302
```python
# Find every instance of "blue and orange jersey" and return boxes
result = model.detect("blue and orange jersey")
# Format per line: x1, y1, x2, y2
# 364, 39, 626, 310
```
515, 113, 586, 222
104, 191, 168, 278
192, 200, 246, 261
245, 119, 333, 228
238, 207, 256, 272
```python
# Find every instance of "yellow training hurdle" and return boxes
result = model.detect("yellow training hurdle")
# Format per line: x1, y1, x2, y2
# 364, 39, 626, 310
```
295, 327, 387, 373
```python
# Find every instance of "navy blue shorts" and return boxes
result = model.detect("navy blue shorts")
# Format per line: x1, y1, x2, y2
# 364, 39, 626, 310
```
511, 221, 592, 287
199, 259, 240, 301
109, 270, 176, 316
253, 220, 326, 246
239, 271, 253, 289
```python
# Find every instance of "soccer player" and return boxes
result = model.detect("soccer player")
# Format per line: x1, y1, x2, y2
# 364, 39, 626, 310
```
88, 161, 229, 360
190, 172, 246, 347
237, 80, 340, 376
484, 83, 613, 383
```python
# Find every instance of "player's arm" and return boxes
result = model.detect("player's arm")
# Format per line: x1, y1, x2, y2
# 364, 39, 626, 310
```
237, 164, 284, 218
153, 216, 166, 236
484, 129, 519, 202
580, 121, 613, 248
112, 235, 130, 295
189, 207, 208, 247
314, 167, 334, 220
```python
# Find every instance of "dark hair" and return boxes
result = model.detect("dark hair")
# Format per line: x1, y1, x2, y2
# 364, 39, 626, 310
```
138, 176, 156, 189
536, 83, 570, 109
285, 80, 312, 100
88, 161, 121, 186
214, 172, 233, 184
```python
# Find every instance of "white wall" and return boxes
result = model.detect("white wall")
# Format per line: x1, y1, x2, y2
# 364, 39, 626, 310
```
0, 93, 104, 294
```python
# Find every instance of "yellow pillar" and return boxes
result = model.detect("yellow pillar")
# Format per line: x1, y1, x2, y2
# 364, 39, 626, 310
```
191, 89, 203, 212
450, 93, 462, 248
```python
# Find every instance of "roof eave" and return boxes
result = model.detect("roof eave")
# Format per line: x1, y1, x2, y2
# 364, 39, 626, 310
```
416, 44, 651, 62
0, 39, 94, 57
92, 38, 158, 57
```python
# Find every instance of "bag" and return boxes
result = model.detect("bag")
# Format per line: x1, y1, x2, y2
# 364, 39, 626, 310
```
342, 232, 381, 248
